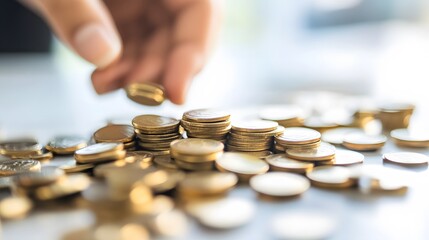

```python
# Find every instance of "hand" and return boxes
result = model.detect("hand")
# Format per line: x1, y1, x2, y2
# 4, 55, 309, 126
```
23, 0, 221, 104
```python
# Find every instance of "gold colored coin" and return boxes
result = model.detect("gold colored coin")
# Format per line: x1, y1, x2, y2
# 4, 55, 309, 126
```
390, 128, 429, 148
232, 120, 278, 133
215, 152, 269, 180
328, 149, 364, 166
125, 151, 153, 163
0, 139, 42, 156
60, 161, 94, 173
35, 174, 90, 200
250, 172, 310, 197
93, 124, 135, 143
183, 109, 230, 123
275, 127, 321, 145
75, 150, 127, 163
171, 151, 223, 163
125, 82, 166, 106
0, 196, 32, 219
45, 136, 87, 154
75, 142, 123, 156
175, 159, 214, 171
321, 128, 363, 145
181, 119, 231, 128
178, 171, 238, 196
383, 152, 429, 165
0, 159, 41, 176
266, 154, 314, 173
132, 114, 180, 133
28, 151, 54, 161
286, 142, 336, 161
306, 166, 354, 188
170, 138, 224, 156
342, 133, 386, 151
13, 166, 65, 188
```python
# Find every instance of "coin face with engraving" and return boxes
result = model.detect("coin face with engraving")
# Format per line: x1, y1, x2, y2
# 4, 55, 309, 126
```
93, 124, 135, 143
170, 139, 224, 156
132, 115, 180, 131
183, 109, 230, 123
0, 159, 41, 176
250, 172, 310, 197
45, 136, 87, 154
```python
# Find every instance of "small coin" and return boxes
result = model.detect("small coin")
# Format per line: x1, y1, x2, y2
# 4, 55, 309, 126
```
306, 166, 354, 188
265, 154, 314, 173
93, 124, 135, 143
0, 159, 41, 176
45, 136, 87, 154
327, 149, 364, 166
232, 120, 278, 133
132, 115, 180, 132
185, 198, 255, 229
215, 152, 269, 180
179, 171, 238, 196
276, 127, 321, 145
321, 127, 363, 145
170, 138, 224, 156
183, 109, 230, 123
125, 82, 166, 106
383, 152, 429, 166
286, 142, 336, 161
13, 166, 65, 188
0, 196, 32, 219
390, 128, 429, 148
250, 172, 310, 197
342, 133, 386, 151
0, 139, 42, 156
75, 143, 123, 156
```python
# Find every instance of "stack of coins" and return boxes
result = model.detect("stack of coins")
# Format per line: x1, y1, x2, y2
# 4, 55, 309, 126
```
74, 143, 126, 164
181, 109, 231, 142
377, 103, 414, 132
132, 114, 181, 153
93, 125, 136, 150
124, 82, 166, 106
258, 105, 305, 127
227, 120, 281, 155
170, 138, 224, 171
274, 127, 321, 153
0, 139, 43, 159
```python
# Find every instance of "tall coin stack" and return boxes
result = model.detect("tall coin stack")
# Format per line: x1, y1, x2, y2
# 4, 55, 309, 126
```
227, 120, 281, 156
170, 138, 224, 171
93, 124, 136, 151
181, 109, 231, 142
274, 127, 321, 153
132, 114, 181, 153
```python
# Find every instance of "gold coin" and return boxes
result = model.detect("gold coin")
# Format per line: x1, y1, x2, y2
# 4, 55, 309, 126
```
231, 120, 278, 133
0, 196, 32, 219
171, 151, 223, 163
28, 151, 54, 161
215, 152, 269, 179
0, 159, 41, 176
181, 119, 231, 128
321, 128, 363, 145
138, 141, 172, 149
75, 142, 124, 156
342, 133, 386, 151
250, 172, 310, 197
125, 82, 166, 106
183, 109, 230, 123
94, 124, 135, 143
390, 128, 429, 148
175, 159, 214, 171
132, 114, 180, 133
230, 126, 285, 137
306, 166, 354, 188
154, 155, 178, 170
75, 149, 127, 163
13, 166, 65, 188
35, 174, 90, 200
0, 139, 42, 156
147, 150, 170, 156
327, 149, 364, 166
45, 136, 87, 154
60, 161, 94, 173
266, 154, 314, 173
185, 197, 255, 229
170, 138, 224, 156
226, 144, 271, 152
275, 127, 321, 145
178, 171, 238, 196
286, 142, 336, 161
383, 152, 429, 166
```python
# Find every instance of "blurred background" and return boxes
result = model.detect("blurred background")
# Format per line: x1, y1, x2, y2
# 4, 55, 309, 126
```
1, 0, 429, 139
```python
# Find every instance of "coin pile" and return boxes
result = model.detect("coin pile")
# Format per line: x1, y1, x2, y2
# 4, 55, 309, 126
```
258, 105, 305, 127
94, 124, 136, 150
124, 82, 166, 106
74, 142, 126, 164
132, 114, 181, 152
227, 120, 280, 156
170, 138, 224, 171
0, 139, 43, 159
181, 109, 231, 142
274, 127, 321, 153
377, 103, 414, 132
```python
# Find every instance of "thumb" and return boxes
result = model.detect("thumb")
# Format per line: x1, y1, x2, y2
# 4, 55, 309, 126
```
26, 0, 122, 68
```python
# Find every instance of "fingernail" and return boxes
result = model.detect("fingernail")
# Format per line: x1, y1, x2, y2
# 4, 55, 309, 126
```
73, 23, 121, 68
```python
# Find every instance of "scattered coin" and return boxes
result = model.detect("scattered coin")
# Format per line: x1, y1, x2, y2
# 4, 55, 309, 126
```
215, 152, 269, 181
383, 152, 429, 166
390, 128, 429, 148
325, 149, 364, 166
74, 143, 125, 163
93, 124, 135, 143
0, 139, 42, 158
321, 127, 363, 145
265, 154, 314, 174
178, 171, 238, 197
125, 82, 166, 106
35, 174, 90, 200
45, 136, 88, 155
13, 166, 65, 188
286, 142, 336, 162
306, 166, 355, 188
250, 172, 310, 197
0, 159, 41, 176
342, 132, 386, 151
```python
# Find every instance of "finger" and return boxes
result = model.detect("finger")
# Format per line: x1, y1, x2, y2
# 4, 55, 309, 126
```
91, 58, 134, 94
163, 0, 221, 104
25, 0, 122, 68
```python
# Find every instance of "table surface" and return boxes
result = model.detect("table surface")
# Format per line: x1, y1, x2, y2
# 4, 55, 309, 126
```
1, 38, 429, 240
